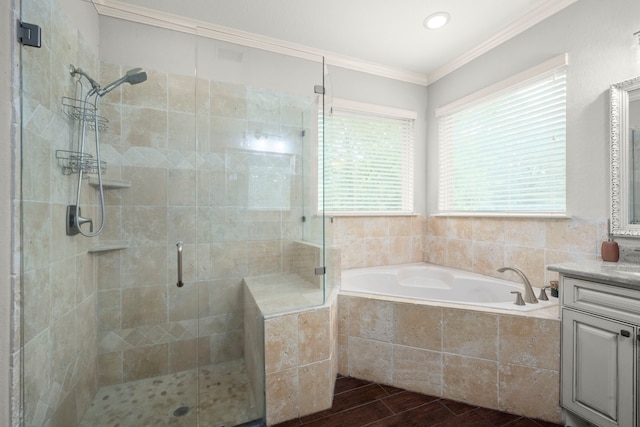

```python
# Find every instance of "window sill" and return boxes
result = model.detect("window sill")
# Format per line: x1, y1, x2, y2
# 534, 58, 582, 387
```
431, 212, 571, 219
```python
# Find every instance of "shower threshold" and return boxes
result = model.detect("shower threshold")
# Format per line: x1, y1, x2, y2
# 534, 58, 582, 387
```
78, 359, 260, 427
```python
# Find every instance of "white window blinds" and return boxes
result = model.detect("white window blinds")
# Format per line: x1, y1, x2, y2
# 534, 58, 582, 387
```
319, 100, 415, 215
437, 56, 567, 215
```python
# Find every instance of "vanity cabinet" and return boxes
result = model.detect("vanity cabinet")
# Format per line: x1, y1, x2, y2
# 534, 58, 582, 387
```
560, 276, 639, 427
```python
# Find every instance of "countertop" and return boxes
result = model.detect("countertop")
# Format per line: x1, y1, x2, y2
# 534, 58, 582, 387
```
548, 260, 640, 289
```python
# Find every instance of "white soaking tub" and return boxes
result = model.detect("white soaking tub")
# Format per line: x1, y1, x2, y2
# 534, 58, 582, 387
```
341, 263, 558, 312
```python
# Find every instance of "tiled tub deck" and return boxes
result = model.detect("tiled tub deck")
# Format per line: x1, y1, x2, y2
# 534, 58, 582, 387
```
337, 293, 562, 424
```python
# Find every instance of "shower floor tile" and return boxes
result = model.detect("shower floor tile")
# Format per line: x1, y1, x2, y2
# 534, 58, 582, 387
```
78, 359, 260, 427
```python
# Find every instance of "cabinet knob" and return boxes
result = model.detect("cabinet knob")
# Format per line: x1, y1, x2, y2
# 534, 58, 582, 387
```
620, 330, 631, 338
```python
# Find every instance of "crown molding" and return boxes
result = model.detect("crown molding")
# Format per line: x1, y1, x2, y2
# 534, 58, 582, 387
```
91, 0, 576, 87
427, 0, 578, 84
90, 0, 429, 86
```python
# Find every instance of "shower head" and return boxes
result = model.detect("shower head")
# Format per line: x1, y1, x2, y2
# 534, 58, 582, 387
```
97, 68, 148, 97
70, 65, 100, 91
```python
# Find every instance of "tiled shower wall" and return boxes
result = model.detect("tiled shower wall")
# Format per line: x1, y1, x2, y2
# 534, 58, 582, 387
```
93, 62, 315, 385
19, 0, 100, 425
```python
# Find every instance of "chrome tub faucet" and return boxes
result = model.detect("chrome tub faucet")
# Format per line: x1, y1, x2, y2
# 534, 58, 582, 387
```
497, 266, 538, 304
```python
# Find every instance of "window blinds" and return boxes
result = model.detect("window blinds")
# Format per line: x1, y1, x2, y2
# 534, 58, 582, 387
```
438, 64, 566, 215
319, 103, 415, 214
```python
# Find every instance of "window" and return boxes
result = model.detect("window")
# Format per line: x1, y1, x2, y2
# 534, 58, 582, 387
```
319, 99, 415, 215
437, 54, 567, 215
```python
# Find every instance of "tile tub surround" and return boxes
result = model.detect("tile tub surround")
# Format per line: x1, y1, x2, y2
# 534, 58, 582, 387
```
337, 294, 562, 423
424, 216, 607, 288
332, 216, 607, 296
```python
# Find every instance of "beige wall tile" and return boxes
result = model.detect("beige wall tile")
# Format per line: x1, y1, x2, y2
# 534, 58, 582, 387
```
389, 216, 412, 236
22, 267, 51, 344
347, 336, 392, 385
97, 289, 121, 332
96, 251, 121, 290
427, 216, 447, 237
167, 169, 197, 207
97, 351, 123, 386
546, 218, 598, 253
298, 360, 333, 417
122, 343, 169, 382
424, 236, 447, 265
340, 239, 366, 269
348, 297, 393, 342
446, 239, 473, 271
336, 217, 366, 240
337, 334, 348, 376
168, 111, 197, 150
265, 368, 298, 425
123, 206, 168, 245
121, 286, 167, 329
498, 363, 561, 423
121, 106, 168, 148
265, 314, 298, 374
121, 166, 167, 206
389, 236, 413, 265
503, 246, 545, 288
443, 309, 497, 360
298, 308, 330, 365
122, 68, 167, 109
168, 74, 195, 113
447, 217, 472, 240
168, 337, 206, 373
504, 218, 547, 248
365, 237, 390, 267
393, 302, 442, 351
443, 354, 498, 409
472, 241, 505, 277
365, 217, 390, 238
472, 218, 505, 243
498, 316, 560, 371
393, 345, 442, 396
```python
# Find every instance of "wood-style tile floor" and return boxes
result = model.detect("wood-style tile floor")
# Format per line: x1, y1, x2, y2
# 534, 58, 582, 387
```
274, 376, 563, 427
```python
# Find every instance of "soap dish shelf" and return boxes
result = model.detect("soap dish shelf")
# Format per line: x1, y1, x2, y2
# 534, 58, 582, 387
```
88, 240, 129, 253
88, 176, 131, 189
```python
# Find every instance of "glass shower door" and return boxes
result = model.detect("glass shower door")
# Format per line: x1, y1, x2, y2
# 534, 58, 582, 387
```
18, 3, 205, 425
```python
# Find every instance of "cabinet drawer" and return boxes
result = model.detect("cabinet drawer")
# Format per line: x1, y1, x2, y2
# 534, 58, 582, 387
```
562, 277, 640, 324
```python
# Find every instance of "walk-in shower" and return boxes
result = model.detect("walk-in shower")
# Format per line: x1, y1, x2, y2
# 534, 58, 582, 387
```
64, 65, 147, 237
18, 1, 328, 426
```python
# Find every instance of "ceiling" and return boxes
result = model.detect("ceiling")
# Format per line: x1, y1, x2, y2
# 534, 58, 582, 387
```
98, 0, 576, 84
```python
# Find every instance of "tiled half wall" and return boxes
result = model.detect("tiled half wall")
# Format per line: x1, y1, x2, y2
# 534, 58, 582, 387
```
338, 294, 562, 423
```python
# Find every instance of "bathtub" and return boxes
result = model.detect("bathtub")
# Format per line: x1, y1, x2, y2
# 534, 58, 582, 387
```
341, 263, 558, 312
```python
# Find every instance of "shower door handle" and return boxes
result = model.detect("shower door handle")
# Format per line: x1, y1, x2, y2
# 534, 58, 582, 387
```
176, 241, 184, 288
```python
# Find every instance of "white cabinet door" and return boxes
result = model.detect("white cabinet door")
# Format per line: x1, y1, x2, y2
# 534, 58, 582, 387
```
562, 308, 635, 427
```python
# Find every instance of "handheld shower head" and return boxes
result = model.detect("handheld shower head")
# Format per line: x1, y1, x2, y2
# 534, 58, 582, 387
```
98, 68, 148, 97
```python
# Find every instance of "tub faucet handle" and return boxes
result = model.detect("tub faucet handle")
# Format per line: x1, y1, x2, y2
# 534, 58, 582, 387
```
511, 291, 525, 306
538, 285, 550, 301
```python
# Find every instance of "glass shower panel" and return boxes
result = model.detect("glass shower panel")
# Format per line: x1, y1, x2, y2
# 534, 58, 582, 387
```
195, 34, 327, 317
19, 3, 203, 425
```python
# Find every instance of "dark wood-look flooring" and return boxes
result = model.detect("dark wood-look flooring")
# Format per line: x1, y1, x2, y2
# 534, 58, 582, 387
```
273, 376, 563, 427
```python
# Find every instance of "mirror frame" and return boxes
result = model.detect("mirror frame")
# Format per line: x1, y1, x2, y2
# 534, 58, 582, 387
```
610, 75, 640, 237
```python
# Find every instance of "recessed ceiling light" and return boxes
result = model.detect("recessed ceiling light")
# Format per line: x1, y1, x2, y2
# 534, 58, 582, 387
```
423, 12, 450, 30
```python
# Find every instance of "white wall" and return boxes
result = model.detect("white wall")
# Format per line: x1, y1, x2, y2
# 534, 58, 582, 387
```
426, 0, 640, 218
